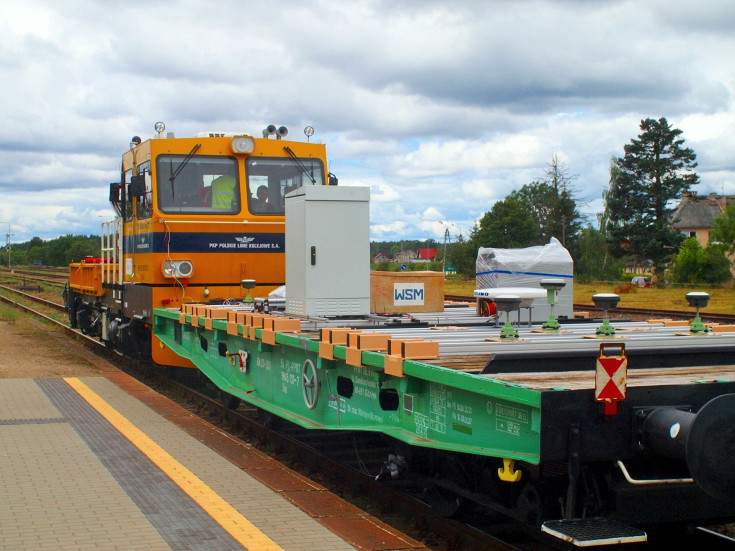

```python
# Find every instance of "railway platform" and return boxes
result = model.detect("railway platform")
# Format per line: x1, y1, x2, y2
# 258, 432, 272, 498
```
0, 324, 426, 551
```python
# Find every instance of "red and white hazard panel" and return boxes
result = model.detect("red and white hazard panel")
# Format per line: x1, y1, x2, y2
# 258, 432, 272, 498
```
595, 343, 627, 415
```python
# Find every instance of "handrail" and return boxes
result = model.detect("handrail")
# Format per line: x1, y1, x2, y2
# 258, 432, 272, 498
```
616, 460, 693, 485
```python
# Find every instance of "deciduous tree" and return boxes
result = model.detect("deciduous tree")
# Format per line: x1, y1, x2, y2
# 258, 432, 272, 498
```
574, 226, 624, 282
510, 155, 584, 255
711, 202, 735, 256
670, 237, 732, 285
471, 196, 539, 249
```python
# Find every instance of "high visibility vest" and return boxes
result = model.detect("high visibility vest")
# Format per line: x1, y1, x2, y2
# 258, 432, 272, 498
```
211, 175, 237, 209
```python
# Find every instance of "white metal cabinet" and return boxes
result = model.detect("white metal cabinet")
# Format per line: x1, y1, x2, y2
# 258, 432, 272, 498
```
285, 186, 370, 316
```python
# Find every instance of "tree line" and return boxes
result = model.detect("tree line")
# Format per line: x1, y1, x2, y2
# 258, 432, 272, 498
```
1, 235, 100, 267
6, 118, 734, 285
375, 117, 734, 285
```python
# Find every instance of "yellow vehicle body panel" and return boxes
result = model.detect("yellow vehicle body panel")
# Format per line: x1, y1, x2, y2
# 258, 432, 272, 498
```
68, 129, 330, 368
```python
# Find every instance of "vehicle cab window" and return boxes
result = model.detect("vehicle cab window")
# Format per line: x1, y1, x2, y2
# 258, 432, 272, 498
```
136, 161, 152, 220
123, 169, 134, 222
155, 155, 239, 214
246, 156, 324, 215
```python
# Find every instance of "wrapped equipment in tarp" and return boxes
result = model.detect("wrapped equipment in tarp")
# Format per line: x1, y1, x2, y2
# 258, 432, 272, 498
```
476, 238, 574, 322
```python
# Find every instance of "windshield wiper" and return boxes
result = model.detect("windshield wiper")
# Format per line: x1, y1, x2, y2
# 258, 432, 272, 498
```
169, 143, 202, 199
283, 146, 316, 184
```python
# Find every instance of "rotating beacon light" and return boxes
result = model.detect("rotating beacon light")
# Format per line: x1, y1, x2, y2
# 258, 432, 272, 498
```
540, 278, 566, 331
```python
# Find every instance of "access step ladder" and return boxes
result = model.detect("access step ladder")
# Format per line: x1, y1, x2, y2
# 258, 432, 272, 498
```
541, 518, 647, 547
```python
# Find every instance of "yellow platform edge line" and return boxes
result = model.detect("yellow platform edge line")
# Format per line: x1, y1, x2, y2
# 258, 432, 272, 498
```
63, 377, 284, 551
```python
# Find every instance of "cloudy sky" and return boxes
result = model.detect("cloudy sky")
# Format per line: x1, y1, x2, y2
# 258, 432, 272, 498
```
1, 0, 734, 246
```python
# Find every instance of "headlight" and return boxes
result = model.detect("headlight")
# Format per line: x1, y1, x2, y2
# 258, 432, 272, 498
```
231, 136, 255, 153
162, 260, 194, 278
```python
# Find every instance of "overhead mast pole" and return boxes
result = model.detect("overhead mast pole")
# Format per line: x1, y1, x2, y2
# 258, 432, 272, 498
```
5, 224, 13, 270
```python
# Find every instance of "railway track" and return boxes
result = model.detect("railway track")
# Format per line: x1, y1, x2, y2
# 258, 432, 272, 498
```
0, 271, 68, 289
0, 287, 530, 550
0, 265, 68, 276
2, 286, 734, 549
0, 283, 67, 313
445, 294, 735, 324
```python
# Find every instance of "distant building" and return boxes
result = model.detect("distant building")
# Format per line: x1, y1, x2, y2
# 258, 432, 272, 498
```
670, 191, 735, 276
392, 248, 439, 264
670, 192, 735, 247
610, 192, 734, 276
393, 250, 415, 264
417, 248, 437, 261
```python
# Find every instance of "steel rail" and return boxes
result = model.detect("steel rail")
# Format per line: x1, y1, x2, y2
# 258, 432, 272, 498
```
184, 388, 529, 551
0, 294, 100, 349
0, 283, 66, 312
0, 292, 525, 551
3, 292, 733, 549
0, 272, 68, 286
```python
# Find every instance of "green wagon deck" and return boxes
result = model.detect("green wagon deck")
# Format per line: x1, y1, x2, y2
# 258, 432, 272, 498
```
153, 303, 735, 467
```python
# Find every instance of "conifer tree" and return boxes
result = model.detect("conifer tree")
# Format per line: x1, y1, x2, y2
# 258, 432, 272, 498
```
606, 117, 698, 274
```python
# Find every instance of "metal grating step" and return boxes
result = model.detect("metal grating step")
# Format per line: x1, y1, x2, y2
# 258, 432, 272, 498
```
541, 517, 647, 547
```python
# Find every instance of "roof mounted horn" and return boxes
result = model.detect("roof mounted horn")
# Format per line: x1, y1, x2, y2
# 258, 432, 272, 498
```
262, 125, 288, 139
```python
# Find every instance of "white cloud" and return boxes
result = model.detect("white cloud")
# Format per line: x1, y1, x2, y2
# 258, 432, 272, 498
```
422, 207, 443, 221
1, 0, 735, 242
371, 220, 407, 239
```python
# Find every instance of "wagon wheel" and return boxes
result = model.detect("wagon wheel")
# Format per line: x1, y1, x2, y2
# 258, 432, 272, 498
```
301, 359, 320, 410
219, 389, 241, 410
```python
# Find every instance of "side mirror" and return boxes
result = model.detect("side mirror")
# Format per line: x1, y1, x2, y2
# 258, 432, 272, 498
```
328, 172, 338, 186
109, 183, 121, 202
129, 175, 146, 197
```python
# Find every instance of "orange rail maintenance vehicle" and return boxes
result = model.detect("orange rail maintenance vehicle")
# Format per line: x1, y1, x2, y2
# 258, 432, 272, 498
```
65, 122, 334, 368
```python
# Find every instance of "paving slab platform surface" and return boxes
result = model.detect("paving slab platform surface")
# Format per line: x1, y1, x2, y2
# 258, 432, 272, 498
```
0, 366, 425, 551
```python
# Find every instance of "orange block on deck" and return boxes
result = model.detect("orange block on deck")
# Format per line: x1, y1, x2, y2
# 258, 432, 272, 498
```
388, 339, 439, 359
263, 317, 301, 333
384, 355, 405, 377
226, 321, 240, 336
261, 329, 276, 345
348, 333, 390, 351
226, 310, 251, 323
319, 341, 335, 360
345, 347, 363, 367
402, 340, 439, 359
321, 328, 361, 345
248, 314, 267, 329
205, 307, 230, 320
